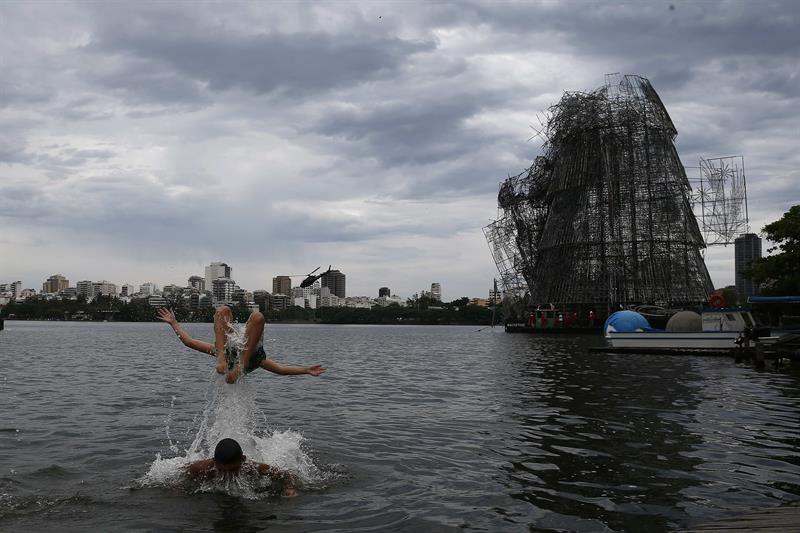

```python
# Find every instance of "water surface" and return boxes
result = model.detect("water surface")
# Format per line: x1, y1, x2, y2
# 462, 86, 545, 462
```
1, 321, 799, 531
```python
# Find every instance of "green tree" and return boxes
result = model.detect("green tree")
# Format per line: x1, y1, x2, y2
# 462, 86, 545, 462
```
450, 297, 470, 308
747, 205, 800, 294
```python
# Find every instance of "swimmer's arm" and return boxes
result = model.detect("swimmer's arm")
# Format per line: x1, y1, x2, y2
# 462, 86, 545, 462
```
256, 463, 297, 496
186, 459, 215, 478
158, 308, 215, 356
261, 358, 326, 376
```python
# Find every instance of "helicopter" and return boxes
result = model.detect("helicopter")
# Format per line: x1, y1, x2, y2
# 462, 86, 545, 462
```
299, 265, 333, 288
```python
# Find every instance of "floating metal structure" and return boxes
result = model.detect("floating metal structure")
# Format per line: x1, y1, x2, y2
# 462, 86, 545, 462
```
485, 74, 714, 308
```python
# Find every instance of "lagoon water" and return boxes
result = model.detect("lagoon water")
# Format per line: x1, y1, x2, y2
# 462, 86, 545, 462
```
1, 321, 799, 532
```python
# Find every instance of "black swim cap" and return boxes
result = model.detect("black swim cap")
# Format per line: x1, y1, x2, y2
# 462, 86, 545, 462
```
214, 438, 244, 465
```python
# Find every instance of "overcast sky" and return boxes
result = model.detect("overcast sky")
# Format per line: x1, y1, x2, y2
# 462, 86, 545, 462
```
1, 1, 798, 299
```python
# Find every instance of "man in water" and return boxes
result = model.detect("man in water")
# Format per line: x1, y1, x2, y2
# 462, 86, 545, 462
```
187, 438, 298, 497
157, 306, 325, 383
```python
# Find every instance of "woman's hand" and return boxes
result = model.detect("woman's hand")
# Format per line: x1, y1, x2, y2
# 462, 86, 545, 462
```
156, 308, 178, 327
305, 365, 326, 376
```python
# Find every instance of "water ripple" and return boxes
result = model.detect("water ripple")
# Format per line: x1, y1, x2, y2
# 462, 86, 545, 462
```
1, 323, 799, 531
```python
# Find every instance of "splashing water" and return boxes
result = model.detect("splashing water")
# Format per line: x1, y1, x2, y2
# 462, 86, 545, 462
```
140, 322, 332, 498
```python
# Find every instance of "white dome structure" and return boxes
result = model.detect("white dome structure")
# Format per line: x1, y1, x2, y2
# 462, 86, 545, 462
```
666, 310, 702, 332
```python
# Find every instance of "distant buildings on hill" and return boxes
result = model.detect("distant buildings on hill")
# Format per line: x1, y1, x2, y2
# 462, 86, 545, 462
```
0, 265, 480, 314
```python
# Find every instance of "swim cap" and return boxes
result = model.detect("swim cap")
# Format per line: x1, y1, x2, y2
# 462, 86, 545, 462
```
214, 438, 244, 464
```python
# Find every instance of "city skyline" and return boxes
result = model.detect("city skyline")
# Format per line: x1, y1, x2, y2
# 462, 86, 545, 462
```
2, 3, 798, 298
2, 265, 448, 302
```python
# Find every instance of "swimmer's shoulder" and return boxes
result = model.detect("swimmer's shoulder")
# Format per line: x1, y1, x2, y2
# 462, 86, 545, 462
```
186, 458, 215, 477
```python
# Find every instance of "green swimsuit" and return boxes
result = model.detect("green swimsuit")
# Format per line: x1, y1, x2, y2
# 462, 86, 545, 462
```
226, 345, 267, 374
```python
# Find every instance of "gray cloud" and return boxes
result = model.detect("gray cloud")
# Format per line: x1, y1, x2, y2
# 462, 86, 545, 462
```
2, 1, 798, 296
84, 12, 433, 100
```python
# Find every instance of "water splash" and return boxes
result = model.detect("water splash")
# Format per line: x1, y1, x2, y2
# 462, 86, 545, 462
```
140, 323, 334, 498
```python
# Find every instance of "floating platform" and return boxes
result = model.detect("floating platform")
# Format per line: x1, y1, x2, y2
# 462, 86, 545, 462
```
589, 346, 737, 356
505, 324, 602, 335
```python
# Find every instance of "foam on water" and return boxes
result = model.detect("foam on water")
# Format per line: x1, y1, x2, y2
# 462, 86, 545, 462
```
140, 322, 329, 498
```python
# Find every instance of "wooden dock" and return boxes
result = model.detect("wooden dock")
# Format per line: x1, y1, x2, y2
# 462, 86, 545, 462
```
683, 502, 800, 532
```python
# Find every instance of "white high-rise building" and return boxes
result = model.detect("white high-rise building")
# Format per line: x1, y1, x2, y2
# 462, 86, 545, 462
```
2, 281, 23, 298
319, 286, 343, 307
291, 281, 320, 300
212, 277, 236, 304
93, 281, 118, 297
431, 282, 441, 302
205, 262, 232, 292
76, 280, 95, 300
139, 282, 158, 297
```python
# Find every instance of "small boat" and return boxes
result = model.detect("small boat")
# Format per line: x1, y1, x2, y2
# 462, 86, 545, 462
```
605, 307, 771, 352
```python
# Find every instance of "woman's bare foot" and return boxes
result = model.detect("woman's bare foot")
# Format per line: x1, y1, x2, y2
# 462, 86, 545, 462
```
215, 353, 226, 374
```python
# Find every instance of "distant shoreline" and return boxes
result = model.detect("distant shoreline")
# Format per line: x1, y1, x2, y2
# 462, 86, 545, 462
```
1, 317, 492, 326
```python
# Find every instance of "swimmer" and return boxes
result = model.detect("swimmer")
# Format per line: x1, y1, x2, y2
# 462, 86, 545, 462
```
157, 306, 325, 384
187, 438, 298, 497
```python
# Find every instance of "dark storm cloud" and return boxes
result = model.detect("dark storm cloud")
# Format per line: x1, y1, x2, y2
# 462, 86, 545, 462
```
84, 10, 433, 100
315, 95, 505, 166
441, 1, 800, 62
90, 57, 209, 106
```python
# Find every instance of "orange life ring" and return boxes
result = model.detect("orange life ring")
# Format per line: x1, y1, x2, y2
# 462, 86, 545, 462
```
708, 293, 726, 308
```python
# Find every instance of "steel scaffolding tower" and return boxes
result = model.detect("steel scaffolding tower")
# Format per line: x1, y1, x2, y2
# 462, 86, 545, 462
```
485, 74, 714, 307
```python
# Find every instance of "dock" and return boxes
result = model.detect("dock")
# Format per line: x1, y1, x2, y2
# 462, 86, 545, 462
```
683, 502, 800, 532
506, 325, 601, 334
590, 342, 799, 369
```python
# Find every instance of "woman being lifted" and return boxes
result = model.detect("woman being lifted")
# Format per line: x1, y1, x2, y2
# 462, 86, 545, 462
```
157, 306, 325, 383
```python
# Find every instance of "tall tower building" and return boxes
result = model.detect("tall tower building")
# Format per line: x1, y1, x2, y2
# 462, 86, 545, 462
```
321, 270, 346, 299
430, 283, 441, 302
379, 287, 391, 298
735, 233, 762, 304
205, 262, 231, 292
43, 274, 69, 294
273, 276, 292, 295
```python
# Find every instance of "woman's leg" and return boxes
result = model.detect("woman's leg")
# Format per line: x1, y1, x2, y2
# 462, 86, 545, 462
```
214, 305, 234, 374
240, 311, 265, 365
225, 311, 265, 383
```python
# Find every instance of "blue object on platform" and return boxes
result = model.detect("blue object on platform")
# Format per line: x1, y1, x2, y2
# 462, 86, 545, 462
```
604, 310, 652, 334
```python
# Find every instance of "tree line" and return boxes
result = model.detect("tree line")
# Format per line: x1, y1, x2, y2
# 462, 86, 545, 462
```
1, 294, 494, 325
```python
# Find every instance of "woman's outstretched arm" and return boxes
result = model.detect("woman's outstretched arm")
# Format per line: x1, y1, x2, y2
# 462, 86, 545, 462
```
261, 358, 325, 376
157, 308, 215, 357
